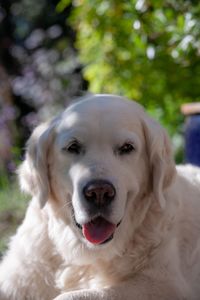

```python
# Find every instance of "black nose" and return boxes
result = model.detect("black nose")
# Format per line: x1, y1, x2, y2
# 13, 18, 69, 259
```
83, 180, 116, 207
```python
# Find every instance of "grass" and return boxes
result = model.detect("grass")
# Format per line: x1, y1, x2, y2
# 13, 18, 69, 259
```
0, 182, 29, 255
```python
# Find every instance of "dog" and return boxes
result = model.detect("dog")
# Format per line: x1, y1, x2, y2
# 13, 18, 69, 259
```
1, 94, 200, 300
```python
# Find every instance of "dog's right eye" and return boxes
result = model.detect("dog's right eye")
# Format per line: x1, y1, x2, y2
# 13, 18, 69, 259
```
65, 141, 83, 155
117, 142, 135, 155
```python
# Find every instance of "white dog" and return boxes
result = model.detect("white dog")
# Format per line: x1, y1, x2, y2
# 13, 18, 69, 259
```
1, 94, 200, 300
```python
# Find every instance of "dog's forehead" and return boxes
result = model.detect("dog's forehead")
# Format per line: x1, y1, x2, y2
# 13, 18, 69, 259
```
58, 95, 144, 130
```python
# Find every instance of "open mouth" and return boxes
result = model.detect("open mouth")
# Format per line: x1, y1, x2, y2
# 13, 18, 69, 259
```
76, 216, 119, 245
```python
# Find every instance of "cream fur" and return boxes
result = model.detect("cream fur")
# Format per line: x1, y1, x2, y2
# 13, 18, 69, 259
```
0, 94, 200, 300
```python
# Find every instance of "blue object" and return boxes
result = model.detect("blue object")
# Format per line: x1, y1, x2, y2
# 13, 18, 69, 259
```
185, 114, 200, 166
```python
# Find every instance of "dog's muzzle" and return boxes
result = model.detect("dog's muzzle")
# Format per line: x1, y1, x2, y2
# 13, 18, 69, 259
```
74, 180, 118, 245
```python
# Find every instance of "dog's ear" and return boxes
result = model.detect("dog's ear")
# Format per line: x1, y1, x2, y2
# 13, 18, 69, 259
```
142, 115, 176, 209
18, 121, 55, 208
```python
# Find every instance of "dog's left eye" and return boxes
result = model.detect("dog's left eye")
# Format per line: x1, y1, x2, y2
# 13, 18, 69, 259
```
65, 141, 83, 155
118, 143, 135, 155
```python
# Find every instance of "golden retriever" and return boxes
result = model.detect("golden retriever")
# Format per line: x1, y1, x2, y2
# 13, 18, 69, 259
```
1, 94, 200, 300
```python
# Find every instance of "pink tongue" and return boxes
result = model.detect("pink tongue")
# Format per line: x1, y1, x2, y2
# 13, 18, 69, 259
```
82, 217, 116, 244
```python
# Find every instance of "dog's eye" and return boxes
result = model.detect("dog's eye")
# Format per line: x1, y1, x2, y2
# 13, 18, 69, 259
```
118, 143, 135, 155
66, 141, 82, 155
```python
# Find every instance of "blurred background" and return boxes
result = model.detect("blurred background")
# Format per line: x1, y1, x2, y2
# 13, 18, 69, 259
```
0, 0, 200, 253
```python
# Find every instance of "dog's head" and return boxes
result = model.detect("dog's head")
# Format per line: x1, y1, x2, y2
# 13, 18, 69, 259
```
19, 95, 176, 260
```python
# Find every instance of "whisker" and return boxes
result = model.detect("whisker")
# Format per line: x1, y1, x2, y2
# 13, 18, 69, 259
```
54, 200, 72, 214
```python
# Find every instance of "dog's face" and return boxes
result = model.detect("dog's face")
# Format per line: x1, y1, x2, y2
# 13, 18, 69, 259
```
19, 95, 176, 258
50, 97, 150, 246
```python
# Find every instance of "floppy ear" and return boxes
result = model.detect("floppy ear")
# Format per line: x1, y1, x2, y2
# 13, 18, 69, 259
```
142, 115, 176, 209
18, 121, 55, 208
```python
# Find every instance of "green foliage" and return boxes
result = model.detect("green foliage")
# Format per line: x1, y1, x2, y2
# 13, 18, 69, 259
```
56, 0, 71, 12
67, 0, 200, 135
0, 184, 29, 254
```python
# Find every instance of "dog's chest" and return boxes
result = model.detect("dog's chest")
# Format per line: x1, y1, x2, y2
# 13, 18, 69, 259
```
56, 264, 112, 292
56, 252, 145, 293
56, 254, 142, 293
